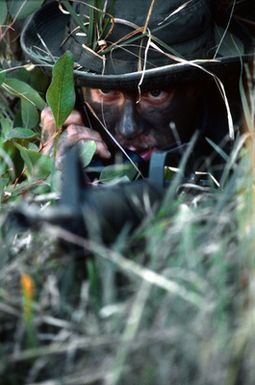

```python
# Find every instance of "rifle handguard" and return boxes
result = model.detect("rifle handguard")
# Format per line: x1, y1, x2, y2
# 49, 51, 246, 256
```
5, 144, 196, 244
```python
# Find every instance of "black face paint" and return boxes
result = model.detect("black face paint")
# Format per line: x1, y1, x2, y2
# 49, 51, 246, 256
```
83, 86, 202, 158
115, 99, 140, 139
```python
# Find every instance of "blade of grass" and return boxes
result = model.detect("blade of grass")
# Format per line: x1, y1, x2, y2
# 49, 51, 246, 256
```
88, 0, 95, 49
61, 0, 88, 35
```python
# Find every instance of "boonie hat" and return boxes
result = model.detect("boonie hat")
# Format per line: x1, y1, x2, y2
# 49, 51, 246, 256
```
21, 0, 254, 90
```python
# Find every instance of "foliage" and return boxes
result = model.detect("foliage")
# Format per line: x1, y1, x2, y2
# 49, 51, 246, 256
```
1, 147, 255, 385
0, 1, 255, 385
0, 0, 52, 198
61, 0, 116, 52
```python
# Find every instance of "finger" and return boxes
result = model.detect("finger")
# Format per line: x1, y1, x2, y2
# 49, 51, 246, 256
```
41, 108, 84, 139
40, 107, 55, 133
63, 110, 83, 127
95, 140, 112, 159
66, 124, 102, 138
66, 134, 111, 159
41, 108, 83, 128
40, 107, 57, 150
41, 106, 54, 125
40, 109, 83, 155
56, 136, 110, 170
65, 123, 111, 158
66, 124, 106, 148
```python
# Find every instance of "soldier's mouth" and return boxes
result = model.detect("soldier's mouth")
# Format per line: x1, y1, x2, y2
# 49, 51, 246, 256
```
126, 146, 156, 160
117, 134, 158, 161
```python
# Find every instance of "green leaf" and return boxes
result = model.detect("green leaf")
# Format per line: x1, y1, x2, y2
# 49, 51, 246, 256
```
0, 111, 13, 135
0, 70, 6, 85
0, 177, 9, 189
100, 163, 137, 183
4, 128, 38, 142
21, 99, 39, 129
0, 0, 7, 25
28, 142, 39, 151
46, 51, 75, 129
12, 67, 49, 95
0, 146, 15, 181
15, 143, 53, 178
8, 0, 44, 20
2, 78, 46, 110
80, 140, 97, 167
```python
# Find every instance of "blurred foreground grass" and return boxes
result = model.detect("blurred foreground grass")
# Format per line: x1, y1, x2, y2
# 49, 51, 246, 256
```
0, 138, 255, 385
0, 1, 254, 383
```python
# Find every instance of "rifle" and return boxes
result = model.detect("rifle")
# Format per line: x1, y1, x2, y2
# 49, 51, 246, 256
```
5, 143, 210, 244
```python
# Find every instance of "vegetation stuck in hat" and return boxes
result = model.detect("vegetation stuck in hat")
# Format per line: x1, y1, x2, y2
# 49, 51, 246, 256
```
0, 1, 255, 384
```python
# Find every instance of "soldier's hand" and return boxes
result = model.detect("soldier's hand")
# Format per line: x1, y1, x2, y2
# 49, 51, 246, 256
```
40, 107, 111, 168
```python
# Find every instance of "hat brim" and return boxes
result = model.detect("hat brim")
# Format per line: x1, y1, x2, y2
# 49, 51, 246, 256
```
21, 2, 254, 90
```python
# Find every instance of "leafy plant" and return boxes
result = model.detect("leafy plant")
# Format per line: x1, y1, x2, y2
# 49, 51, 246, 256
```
0, 2, 254, 385
0, 1, 56, 196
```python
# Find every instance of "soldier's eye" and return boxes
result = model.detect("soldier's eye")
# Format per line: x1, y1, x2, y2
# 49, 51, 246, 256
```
100, 89, 110, 94
141, 89, 174, 106
99, 89, 115, 95
148, 90, 163, 98
90, 88, 123, 103
98, 89, 123, 101
148, 90, 164, 98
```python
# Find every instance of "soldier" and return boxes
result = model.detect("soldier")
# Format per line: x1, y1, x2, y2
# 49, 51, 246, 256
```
21, 0, 254, 176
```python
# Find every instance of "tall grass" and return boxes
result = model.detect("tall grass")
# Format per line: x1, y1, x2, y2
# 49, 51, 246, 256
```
0, 1, 254, 384
1, 129, 255, 384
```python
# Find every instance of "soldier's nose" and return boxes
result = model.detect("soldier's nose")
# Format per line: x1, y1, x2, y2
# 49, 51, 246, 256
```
115, 100, 139, 138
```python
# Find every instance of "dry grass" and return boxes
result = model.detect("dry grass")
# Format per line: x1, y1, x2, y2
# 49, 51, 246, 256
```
0, 1, 254, 384
1, 139, 255, 384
